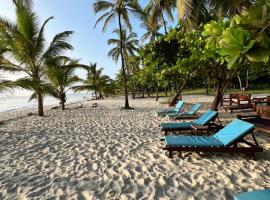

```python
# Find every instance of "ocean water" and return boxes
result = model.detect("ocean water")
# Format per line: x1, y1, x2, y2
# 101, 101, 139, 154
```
0, 93, 91, 113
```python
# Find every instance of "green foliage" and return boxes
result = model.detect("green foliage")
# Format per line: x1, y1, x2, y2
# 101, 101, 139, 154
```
138, 27, 203, 94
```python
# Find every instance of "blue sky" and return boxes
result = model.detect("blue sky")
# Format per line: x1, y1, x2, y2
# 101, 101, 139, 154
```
0, 0, 177, 80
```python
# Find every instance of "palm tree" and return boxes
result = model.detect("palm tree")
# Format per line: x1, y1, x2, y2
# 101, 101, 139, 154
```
108, 29, 139, 98
141, 17, 163, 43
73, 64, 113, 99
0, 1, 73, 116
210, 0, 252, 17
12, 0, 33, 8
46, 56, 82, 110
177, 0, 253, 28
108, 29, 139, 63
93, 0, 141, 108
145, 0, 176, 33
84, 63, 103, 99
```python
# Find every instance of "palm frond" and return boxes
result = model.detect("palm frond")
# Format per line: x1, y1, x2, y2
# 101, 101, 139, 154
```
41, 31, 73, 62
93, 0, 114, 14
35, 16, 54, 58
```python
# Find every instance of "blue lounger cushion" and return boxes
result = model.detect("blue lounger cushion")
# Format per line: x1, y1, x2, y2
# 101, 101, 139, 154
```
156, 100, 184, 115
193, 110, 218, 125
213, 119, 254, 147
187, 103, 201, 114
234, 189, 270, 200
165, 135, 223, 147
164, 119, 254, 147
166, 103, 201, 118
160, 110, 218, 131
160, 122, 192, 130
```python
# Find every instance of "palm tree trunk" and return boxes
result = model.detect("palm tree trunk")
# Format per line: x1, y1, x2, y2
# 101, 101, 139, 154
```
161, 12, 167, 33
118, 12, 129, 108
94, 89, 98, 100
37, 92, 44, 116
60, 93, 66, 110
124, 57, 136, 99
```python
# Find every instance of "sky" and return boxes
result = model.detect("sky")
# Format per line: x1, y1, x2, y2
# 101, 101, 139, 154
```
0, 0, 177, 80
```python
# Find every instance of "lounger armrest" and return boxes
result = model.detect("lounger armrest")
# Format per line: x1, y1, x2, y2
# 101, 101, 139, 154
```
237, 115, 260, 120
190, 124, 209, 135
171, 114, 198, 120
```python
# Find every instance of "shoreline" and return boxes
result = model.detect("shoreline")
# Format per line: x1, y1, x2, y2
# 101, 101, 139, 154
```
1, 93, 269, 115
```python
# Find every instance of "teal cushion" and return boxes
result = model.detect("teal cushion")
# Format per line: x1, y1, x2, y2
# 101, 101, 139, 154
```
166, 103, 201, 117
160, 122, 191, 131
165, 135, 223, 147
213, 119, 254, 147
175, 100, 184, 109
160, 110, 217, 131
234, 189, 270, 200
194, 110, 218, 125
188, 103, 201, 114
156, 100, 184, 115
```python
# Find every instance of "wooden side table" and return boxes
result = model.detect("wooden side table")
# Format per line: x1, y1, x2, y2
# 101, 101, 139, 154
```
191, 124, 209, 135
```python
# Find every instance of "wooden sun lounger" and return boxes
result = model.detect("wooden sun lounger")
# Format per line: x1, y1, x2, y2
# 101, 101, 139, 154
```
162, 119, 263, 158
165, 103, 201, 120
160, 110, 223, 135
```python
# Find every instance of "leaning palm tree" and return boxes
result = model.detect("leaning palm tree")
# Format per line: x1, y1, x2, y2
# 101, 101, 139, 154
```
0, 1, 73, 116
93, 0, 141, 108
108, 29, 139, 98
46, 56, 82, 110
145, 0, 176, 33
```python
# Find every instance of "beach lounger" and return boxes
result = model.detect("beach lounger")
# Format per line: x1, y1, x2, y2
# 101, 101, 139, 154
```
165, 103, 201, 120
163, 119, 263, 158
160, 110, 220, 135
155, 100, 184, 116
234, 189, 270, 200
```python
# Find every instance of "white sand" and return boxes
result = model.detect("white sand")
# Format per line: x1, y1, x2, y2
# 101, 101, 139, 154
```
0, 96, 269, 199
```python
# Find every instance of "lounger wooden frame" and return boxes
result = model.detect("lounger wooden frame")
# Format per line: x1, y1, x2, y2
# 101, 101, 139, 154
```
163, 130, 263, 158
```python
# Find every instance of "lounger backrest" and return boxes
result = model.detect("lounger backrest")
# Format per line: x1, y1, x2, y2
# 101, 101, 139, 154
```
174, 100, 184, 111
186, 103, 201, 115
213, 119, 254, 147
194, 110, 218, 125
